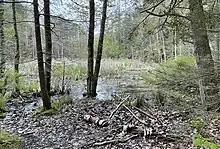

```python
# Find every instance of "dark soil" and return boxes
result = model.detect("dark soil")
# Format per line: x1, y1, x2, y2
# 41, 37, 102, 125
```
1, 97, 196, 149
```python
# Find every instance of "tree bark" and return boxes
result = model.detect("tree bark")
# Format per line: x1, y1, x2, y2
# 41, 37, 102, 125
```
174, 26, 177, 59
0, 0, 5, 76
161, 31, 166, 62
92, 0, 108, 96
12, 0, 20, 91
87, 0, 95, 97
189, 0, 219, 106
217, 35, 220, 59
44, 0, 52, 92
33, 0, 51, 110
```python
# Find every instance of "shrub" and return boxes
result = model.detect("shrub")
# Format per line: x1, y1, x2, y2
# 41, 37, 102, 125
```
0, 69, 39, 94
0, 91, 12, 115
141, 56, 198, 95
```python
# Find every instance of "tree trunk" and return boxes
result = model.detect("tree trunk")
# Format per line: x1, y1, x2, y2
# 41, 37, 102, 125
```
161, 31, 166, 61
87, 0, 95, 97
117, 0, 122, 53
174, 26, 177, 59
92, 0, 108, 97
189, 0, 219, 106
179, 41, 182, 56
33, 0, 51, 110
216, 34, 220, 60
0, 0, 5, 76
216, 34, 220, 79
12, 0, 20, 91
44, 0, 52, 92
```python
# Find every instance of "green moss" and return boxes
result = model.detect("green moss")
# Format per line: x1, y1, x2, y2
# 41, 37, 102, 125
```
0, 130, 21, 149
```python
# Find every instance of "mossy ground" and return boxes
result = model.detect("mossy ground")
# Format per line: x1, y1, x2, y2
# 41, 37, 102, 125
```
0, 130, 21, 149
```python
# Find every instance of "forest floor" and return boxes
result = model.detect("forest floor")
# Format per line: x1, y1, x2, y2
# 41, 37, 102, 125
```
1, 59, 220, 149
1, 98, 195, 149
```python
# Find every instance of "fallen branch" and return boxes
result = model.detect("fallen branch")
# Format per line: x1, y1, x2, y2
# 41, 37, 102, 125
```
133, 106, 163, 125
109, 95, 130, 120
123, 105, 150, 126
84, 115, 109, 127
93, 134, 138, 146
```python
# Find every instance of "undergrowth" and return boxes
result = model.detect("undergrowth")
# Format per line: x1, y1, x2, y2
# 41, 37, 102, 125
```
35, 97, 73, 115
0, 91, 12, 117
193, 133, 220, 149
141, 56, 197, 105
0, 130, 21, 149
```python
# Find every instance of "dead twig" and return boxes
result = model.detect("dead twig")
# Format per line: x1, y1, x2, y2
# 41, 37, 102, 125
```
18, 94, 25, 102
133, 106, 162, 125
93, 134, 138, 146
109, 95, 130, 120
133, 106, 155, 120
123, 105, 150, 126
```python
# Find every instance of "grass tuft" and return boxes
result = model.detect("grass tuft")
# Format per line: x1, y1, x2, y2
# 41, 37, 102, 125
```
35, 97, 73, 115
0, 130, 21, 149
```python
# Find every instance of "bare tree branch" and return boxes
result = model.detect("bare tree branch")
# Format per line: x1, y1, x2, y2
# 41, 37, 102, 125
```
0, 1, 32, 4
141, 8, 189, 20
40, 13, 88, 23
142, 0, 166, 11
71, 1, 89, 9
141, 0, 189, 20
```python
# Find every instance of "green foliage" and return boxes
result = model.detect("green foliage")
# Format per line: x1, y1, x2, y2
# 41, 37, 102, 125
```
1, 70, 18, 92
31, 81, 39, 92
191, 116, 204, 130
16, 79, 30, 93
35, 106, 58, 115
16, 78, 38, 93
1, 69, 39, 93
141, 56, 197, 95
0, 130, 21, 149
103, 35, 121, 58
163, 56, 196, 70
35, 97, 73, 115
0, 91, 12, 114
52, 63, 87, 80
58, 97, 73, 105
193, 133, 220, 149
4, 26, 14, 39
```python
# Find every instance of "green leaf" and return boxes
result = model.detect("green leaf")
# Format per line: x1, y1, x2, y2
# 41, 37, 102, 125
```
193, 134, 203, 147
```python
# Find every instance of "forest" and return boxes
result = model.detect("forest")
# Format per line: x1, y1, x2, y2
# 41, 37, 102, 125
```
0, 0, 220, 148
